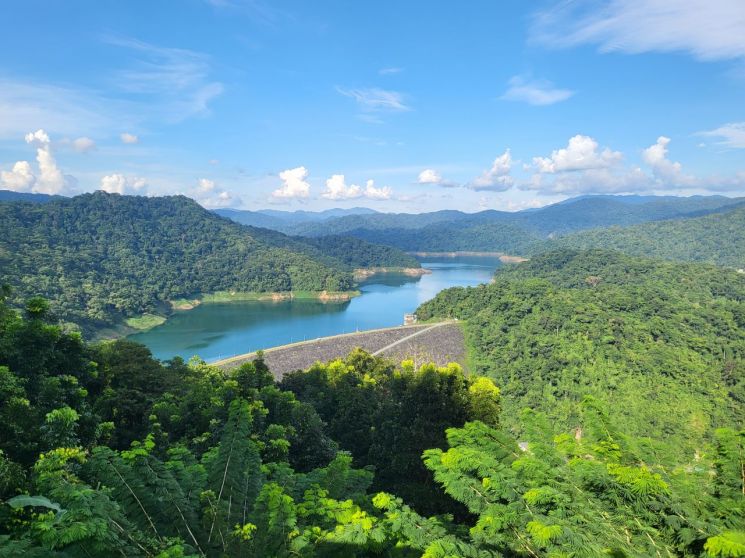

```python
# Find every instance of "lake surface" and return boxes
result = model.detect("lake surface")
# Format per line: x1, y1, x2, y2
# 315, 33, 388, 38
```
129, 256, 502, 362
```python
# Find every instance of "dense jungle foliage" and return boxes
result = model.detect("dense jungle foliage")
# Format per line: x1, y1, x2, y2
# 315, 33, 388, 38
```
538, 205, 745, 268
417, 250, 745, 462
0, 193, 414, 335
1, 276, 743, 556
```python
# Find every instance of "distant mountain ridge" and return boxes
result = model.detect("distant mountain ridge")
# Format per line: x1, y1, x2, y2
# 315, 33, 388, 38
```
0, 190, 65, 203
238, 195, 745, 257
214, 206, 378, 230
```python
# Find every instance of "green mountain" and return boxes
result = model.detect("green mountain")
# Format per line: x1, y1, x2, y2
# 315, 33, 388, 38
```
0, 192, 413, 335
0, 189, 65, 203
214, 206, 378, 232
537, 203, 745, 268
279, 195, 744, 252
417, 249, 745, 461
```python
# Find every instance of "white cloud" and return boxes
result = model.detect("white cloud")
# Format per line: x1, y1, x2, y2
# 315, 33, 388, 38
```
417, 169, 442, 184
642, 136, 697, 186
120, 132, 139, 144
379, 67, 403, 75
417, 168, 459, 188
469, 150, 515, 191
533, 135, 623, 173
272, 166, 311, 199
1, 161, 35, 191
523, 166, 652, 195
1, 129, 75, 194
189, 177, 242, 208
100, 173, 147, 195
500, 75, 575, 106
197, 178, 216, 192
71, 137, 96, 153
321, 174, 393, 200
337, 87, 411, 113
362, 180, 392, 200
322, 174, 362, 199
532, 0, 745, 63
698, 122, 745, 148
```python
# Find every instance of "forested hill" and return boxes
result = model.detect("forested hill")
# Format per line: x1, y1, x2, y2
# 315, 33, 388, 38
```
259, 194, 745, 255
0, 192, 413, 334
417, 249, 745, 462
536, 203, 745, 268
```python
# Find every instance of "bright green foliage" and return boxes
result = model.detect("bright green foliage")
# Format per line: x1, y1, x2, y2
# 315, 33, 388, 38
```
705, 532, 745, 557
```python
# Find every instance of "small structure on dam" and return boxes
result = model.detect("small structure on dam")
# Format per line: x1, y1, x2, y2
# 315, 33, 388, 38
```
403, 313, 417, 325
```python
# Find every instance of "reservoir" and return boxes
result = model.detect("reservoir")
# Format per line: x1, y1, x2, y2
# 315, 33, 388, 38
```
129, 256, 502, 362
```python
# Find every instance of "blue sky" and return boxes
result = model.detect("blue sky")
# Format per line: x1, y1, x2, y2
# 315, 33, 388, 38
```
1, 0, 744, 212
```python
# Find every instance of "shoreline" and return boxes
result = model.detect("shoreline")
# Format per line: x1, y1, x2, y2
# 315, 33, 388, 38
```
353, 267, 431, 281
408, 251, 528, 263
170, 289, 360, 310
114, 289, 362, 337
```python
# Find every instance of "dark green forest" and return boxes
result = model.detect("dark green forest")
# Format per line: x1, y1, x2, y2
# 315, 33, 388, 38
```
538, 205, 745, 268
0, 193, 416, 335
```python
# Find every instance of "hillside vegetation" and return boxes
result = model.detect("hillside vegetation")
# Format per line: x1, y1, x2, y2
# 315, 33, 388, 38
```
0, 193, 414, 334
417, 249, 745, 462
0, 291, 742, 556
538, 204, 745, 268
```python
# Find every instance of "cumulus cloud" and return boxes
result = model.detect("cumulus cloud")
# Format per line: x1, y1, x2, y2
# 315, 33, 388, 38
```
120, 132, 139, 144
1, 161, 35, 191
469, 150, 515, 191
417, 168, 459, 188
533, 135, 623, 173
272, 166, 311, 199
500, 75, 575, 106
1, 129, 74, 194
642, 136, 697, 186
522, 134, 648, 194
71, 137, 96, 153
532, 0, 745, 63
321, 174, 392, 200
191, 177, 242, 208
522, 166, 652, 195
362, 180, 392, 200
100, 173, 147, 195
322, 174, 362, 199
698, 122, 745, 148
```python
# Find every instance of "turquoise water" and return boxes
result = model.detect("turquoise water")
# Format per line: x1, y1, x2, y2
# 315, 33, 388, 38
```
129, 256, 501, 362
